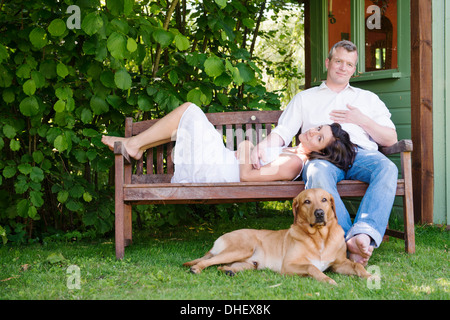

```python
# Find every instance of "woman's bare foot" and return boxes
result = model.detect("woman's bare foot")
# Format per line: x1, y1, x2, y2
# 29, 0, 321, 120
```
101, 135, 143, 160
347, 234, 374, 266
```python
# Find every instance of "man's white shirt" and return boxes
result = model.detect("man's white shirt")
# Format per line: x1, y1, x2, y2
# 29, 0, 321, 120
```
272, 82, 396, 151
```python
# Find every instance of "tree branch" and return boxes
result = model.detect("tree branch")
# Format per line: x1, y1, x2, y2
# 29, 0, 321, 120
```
152, 0, 180, 78
249, 0, 267, 58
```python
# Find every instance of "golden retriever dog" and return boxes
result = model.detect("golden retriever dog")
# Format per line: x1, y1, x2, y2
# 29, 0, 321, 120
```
183, 188, 371, 285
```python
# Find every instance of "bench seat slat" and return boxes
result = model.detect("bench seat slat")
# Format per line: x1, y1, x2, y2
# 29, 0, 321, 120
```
122, 180, 406, 203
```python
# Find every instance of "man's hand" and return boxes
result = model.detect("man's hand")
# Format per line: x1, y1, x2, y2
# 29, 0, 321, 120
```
250, 132, 285, 169
329, 104, 398, 147
329, 104, 369, 127
250, 144, 266, 170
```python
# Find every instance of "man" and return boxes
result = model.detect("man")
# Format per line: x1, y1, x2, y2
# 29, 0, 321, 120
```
251, 40, 398, 265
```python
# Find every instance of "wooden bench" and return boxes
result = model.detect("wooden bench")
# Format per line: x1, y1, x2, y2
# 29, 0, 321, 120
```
113, 110, 415, 259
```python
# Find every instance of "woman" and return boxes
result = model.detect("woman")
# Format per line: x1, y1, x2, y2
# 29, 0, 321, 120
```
102, 102, 356, 183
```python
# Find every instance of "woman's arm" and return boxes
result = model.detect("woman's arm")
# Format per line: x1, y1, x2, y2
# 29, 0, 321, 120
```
238, 141, 304, 182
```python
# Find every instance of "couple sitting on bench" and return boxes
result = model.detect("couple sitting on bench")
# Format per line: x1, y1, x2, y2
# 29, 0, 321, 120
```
103, 41, 400, 266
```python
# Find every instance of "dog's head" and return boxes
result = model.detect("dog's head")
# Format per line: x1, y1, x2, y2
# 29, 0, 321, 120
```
292, 188, 336, 230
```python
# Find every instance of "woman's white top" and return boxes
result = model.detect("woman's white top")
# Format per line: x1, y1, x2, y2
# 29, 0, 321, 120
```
171, 104, 301, 183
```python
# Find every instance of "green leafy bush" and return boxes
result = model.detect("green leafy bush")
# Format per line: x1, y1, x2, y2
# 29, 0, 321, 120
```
0, 0, 303, 242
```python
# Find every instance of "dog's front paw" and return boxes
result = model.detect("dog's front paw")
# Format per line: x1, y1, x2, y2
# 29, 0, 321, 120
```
325, 277, 337, 286
355, 264, 372, 279
190, 266, 202, 274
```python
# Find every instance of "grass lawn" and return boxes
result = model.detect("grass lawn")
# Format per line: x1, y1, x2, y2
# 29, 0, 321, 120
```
0, 215, 449, 301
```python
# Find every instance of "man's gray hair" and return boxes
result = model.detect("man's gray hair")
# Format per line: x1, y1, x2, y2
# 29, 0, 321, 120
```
328, 40, 359, 65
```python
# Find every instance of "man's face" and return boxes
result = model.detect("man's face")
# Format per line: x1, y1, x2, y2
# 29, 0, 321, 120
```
325, 47, 358, 86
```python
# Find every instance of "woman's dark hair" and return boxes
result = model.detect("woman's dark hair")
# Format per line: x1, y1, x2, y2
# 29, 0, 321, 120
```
308, 123, 356, 171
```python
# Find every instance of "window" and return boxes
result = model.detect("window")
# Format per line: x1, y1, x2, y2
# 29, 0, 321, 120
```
327, 0, 351, 50
365, 0, 398, 71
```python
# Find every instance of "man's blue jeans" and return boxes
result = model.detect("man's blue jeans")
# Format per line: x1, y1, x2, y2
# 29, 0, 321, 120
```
301, 148, 398, 247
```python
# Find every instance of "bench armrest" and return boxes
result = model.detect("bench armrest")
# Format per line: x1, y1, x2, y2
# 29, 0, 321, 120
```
114, 141, 131, 164
379, 139, 413, 156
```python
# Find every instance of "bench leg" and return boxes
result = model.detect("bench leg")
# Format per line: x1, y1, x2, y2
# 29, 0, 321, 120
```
401, 152, 415, 254
403, 195, 415, 253
124, 204, 132, 247
114, 151, 129, 260
115, 200, 125, 260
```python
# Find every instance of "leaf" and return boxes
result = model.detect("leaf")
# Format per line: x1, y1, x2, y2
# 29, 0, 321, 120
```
114, 69, 132, 90
214, 73, 232, 87
66, 97, 75, 112
174, 34, 190, 51
90, 95, 109, 115
83, 192, 93, 202
17, 199, 29, 218
127, 37, 137, 52
48, 19, 66, 37
56, 63, 69, 78
107, 32, 127, 60
236, 62, 255, 83
28, 206, 37, 219
14, 176, 28, 194
107, 0, 133, 16
214, 0, 227, 9
29, 27, 48, 49
83, 211, 96, 226
123, 0, 134, 16
54, 134, 69, 152
217, 92, 229, 106
3, 124, 16, 139
57, 190, 69, 203
169, 70, 178, 85
152, 29, 174, 48
226, 61, 244, 86
32, 151, 44, 164
70, 185, 85, 198
16, 64, 31, 79
2, 88, 15, 103
55, 86, 73, 100
111, 18, 129, 34
204, 56, 225, 77
242, 18, 255, 29
81, 12, 104, 36
30, 167, 44, 183
18, 163, 32, 175
19, 96, 39, 117
54, 100, 66, 113
137, 95, 152, 111
39, 60, 57, 79
82, 128, 98, 137
86, 149, 97, 161
81, 108, 93, 124
23, 79, 36, 96
100, 71, 115, 88
187, 88, 208, 106
3, 166, 16, 179
30, 190, 44, 208
66, 200, 82, 211
10, 140, 20, 152
31, 71, 45, 88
